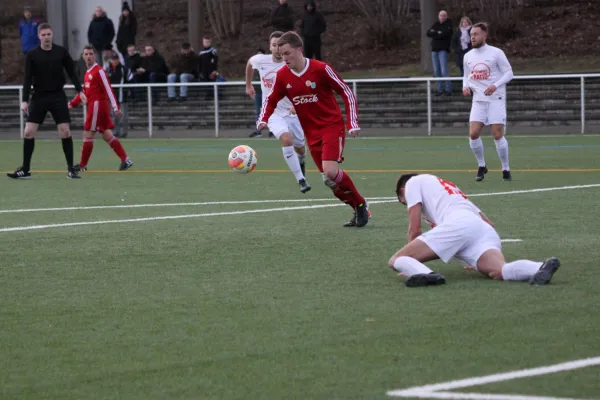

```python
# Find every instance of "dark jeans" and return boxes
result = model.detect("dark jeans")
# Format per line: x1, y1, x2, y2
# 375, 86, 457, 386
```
303, 36, 322, 60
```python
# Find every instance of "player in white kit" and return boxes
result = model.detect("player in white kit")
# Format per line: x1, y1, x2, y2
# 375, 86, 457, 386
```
245, 31, 311, 194
463, 23, 514, 182
387, 173, 560, 287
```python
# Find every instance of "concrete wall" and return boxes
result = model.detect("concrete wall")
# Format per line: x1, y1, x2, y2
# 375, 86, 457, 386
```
47, 0, 123, 59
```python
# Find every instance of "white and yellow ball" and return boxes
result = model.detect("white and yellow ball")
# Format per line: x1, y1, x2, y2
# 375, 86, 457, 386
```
228, 145, 257, 173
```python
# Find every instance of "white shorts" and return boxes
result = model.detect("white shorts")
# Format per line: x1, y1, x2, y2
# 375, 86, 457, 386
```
268, 114, 305, 148
417, 213, 502, 267
469, 100, 506, 126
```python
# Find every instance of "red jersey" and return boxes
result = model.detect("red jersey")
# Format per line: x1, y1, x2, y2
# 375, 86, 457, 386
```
69, 64, 119, 111
258, 59, 359, 136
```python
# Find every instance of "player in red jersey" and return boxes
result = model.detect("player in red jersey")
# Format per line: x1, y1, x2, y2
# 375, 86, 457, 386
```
258, 32, 369, 227
68, 45, 133, 171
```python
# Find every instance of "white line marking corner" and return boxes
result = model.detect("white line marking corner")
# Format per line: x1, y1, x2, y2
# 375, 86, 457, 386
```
387, 356, 600, 400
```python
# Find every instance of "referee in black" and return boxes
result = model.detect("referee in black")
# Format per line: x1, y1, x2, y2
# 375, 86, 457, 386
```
7, 23, 87, 180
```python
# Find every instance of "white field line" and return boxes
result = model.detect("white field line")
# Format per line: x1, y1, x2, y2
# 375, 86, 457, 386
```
500, 239, 522, 243
387, 356, 600, 399
0, 197, 394, 214
393, 391, 594, 400
1, 183, 599, 215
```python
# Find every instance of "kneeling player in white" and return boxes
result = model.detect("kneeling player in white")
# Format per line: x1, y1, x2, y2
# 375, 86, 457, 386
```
388, 173, 560, 287
245, 31, 311, 193
463, 22, 514, 182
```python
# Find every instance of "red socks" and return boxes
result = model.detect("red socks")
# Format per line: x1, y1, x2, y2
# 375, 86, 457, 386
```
80, 138, 94, 168
331, 169, 366, 208
107, 136, 127, 162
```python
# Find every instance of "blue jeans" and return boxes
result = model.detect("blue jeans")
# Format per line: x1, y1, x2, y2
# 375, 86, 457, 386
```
432, 50, 452, 93
167, 73, 195, 98
254, 86, 262, 119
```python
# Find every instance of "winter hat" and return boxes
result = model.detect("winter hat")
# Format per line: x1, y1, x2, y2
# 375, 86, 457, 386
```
122, 2, 131, 11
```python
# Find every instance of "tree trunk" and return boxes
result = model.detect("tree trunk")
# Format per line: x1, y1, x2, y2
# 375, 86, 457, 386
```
188, 0, 205, 52
420, 0, 436, 74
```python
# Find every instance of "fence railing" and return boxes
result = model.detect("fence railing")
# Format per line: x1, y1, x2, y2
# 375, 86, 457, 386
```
2, 73, 600, 138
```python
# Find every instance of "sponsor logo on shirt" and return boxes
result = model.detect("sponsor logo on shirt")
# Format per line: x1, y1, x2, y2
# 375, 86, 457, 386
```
470, 63, 491, 80
292, 94, 318, 106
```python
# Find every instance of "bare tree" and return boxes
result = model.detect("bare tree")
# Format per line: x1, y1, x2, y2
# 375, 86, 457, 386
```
475, 0, 523, 41
420, 0, 436, 74
205, 0, 244, 39
188, 0, 205, 51
353, 0, 413, 48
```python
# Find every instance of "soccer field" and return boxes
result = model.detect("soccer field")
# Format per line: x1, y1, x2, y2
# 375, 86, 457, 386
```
1, 135, 600, 400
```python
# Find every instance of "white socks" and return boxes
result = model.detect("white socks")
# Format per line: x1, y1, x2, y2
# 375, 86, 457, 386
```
392, 256, 433, 277
469, 138, 486, 167
501, 260, 542, 281
282, 146, 304, 181
495, 137, 510, 171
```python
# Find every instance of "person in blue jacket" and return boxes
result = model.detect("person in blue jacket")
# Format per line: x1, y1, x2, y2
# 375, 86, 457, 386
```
19, 7, 40, 55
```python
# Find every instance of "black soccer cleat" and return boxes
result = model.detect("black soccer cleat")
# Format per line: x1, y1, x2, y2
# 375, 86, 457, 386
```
298, 178, 311, 193
475, 166, 488, 182
355, 202, 370, 228
68, 169, 81, 179
405, 272, 447, 288
529, 257, 561, 286
119, 159, 134, 171
72, 164, 87, 172
249, 131, 262, 138
502, 170, 512, 181
7, 167, 31, 179
300, 159, 306, 177
343, 213, 357, 227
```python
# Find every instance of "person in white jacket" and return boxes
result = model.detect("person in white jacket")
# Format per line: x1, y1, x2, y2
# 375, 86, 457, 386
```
463, 22, 514, 182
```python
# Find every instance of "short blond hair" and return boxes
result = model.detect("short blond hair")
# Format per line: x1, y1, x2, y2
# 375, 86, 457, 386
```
277, 31, 304, 49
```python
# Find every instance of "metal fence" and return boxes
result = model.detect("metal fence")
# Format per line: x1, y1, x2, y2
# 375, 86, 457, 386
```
1, 73, 599, 138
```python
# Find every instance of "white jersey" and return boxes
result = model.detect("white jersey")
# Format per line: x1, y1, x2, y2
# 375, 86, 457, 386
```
404, 174, 481, 225
249, 54, 294, 117
463, 44, 514, 102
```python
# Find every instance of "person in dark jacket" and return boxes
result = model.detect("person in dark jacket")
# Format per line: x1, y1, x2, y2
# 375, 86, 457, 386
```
139, 45, 169, 102
427, 9, 454, 96
167, 42, 199, 102
19, 7, 40, 55
198, 37, 219, 100
300, 0, 326, 60
452, 16, 472, 77
271, 0, 295, 32
106, 54, 131, 137
87, 6, 115, 56
116, 2, 137, 56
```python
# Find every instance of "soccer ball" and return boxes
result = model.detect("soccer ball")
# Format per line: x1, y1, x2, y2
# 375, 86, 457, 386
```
228, 145, 257, 173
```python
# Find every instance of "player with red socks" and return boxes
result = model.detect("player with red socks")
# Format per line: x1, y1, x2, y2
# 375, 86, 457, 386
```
258, 32, 370, 227
68, 45, 133, 172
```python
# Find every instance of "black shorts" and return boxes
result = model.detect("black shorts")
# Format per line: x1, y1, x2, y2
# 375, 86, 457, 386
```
27, 91, 71, 125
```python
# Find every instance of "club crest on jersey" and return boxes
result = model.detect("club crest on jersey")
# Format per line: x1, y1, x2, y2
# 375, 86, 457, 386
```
88, 74, 93, 80
305, 80, 316, 89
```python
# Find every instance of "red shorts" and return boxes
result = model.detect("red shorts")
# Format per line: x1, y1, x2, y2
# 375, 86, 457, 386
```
84, 100, 114, 132
307, 126, 346, 172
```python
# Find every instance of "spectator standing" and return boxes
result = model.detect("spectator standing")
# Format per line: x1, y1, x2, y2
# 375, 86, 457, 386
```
453, 16, 473, 77
427, 9, 454, 96
271, 0, 295, 32
88, 6, 115, 57
300, 0, 326, 60
167, 42, 199, 102
116, 2, 137, 56
19, 6, 40, 55
199, 37, 219, 100
105, 53, 131, 137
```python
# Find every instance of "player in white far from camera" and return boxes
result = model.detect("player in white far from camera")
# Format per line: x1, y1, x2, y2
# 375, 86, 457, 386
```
463, 22, 514, 182
245, 31, 311, 193
388, 173, 560, 287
